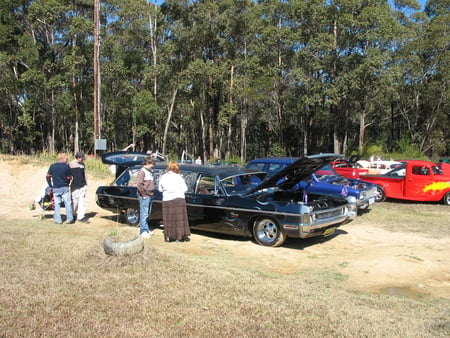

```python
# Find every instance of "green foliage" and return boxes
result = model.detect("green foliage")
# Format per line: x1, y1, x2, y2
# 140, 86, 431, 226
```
0, 0, 448, 161
267, 143, 285, 157
363, 144, 385, 158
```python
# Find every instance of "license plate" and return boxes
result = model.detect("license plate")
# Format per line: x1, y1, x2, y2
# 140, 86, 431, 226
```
323, 227, 336, 237
368, 197, 375, 204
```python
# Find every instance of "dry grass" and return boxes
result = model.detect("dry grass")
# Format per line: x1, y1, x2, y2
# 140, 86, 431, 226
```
1, 212, 449, 338
358, 201, 449, 237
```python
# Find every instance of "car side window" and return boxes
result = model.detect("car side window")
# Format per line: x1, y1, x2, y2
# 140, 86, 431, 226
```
412, 166, 430, 176
267, 163, 284, 176
115, 168, 140, 186
182, 172, 198, 193
196, 175, 215, 194
247, 162, 265, 171
432, 166, 443, 175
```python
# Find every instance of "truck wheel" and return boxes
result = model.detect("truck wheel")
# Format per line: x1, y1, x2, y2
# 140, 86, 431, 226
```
443, 192, 450, 205
123, 208, 140, 227
252, 217, 286, 247
375, 186, 386, 202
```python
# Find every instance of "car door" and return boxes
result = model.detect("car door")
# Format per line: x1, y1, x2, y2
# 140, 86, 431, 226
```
404, 164, 435, 200
184, 174, 226, 231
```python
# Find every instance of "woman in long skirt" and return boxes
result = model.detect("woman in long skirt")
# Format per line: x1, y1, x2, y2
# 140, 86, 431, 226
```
158, 161, 191, 242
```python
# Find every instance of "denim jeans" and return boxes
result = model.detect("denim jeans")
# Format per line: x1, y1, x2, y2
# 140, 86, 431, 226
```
53, 187, 74, 223
138, 195, 153, 234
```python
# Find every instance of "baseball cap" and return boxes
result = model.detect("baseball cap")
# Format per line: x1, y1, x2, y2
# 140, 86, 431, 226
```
75, 152, 86, 160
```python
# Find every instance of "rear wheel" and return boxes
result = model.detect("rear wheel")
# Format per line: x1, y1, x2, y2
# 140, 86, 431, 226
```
123, 208, 140, 227
252, 217, 286, 247
443, 192, 450, 205
375, 186, 386, 202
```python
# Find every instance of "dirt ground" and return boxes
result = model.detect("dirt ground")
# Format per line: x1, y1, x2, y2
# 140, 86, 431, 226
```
1, 159, 449, 299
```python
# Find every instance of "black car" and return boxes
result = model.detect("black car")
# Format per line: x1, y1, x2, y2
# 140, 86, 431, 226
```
96, 153, 357, 247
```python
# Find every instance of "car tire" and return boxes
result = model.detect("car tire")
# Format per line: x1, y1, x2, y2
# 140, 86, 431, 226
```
375, 185, 386, 202
443, 192, 450, 205
123, 208, 140, 227
252, 217, 286, 247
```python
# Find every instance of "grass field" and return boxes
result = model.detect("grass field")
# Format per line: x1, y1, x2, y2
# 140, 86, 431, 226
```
0, 213, 449, 337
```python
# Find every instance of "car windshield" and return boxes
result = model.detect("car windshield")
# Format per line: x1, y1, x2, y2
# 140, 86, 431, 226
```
220, 172, 267, 196
314, 164, 339, 182
113, 167, 167, 186
384, 163, 407, 176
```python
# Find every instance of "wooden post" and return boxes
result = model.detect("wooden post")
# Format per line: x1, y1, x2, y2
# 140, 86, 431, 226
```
93, 0, 101, 154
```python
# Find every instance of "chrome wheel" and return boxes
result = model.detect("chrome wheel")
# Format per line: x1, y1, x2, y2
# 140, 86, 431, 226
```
443, 192, 450, 205
124, 208, 140, 227
375, 186, 386, 202
253, 217, 286, 247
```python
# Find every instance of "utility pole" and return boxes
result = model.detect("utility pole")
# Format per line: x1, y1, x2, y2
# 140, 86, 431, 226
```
93, 0, 101, 154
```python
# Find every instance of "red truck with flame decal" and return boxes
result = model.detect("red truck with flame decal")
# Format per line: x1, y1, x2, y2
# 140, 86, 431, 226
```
360, 160, 450, 205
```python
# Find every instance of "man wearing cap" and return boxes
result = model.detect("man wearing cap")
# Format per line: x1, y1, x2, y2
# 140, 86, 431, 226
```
46, 153, 74, 224
70, 152, 89, 223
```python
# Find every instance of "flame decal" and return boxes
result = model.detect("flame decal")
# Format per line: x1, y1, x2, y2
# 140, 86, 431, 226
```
422, 181, 450, 192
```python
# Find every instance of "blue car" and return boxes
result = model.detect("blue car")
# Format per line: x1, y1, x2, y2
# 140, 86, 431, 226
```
246, 156, 377, 210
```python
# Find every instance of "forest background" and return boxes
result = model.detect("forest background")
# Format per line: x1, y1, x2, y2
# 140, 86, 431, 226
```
0, 0, 448, 163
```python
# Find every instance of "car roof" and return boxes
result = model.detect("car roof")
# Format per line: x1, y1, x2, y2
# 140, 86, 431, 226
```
168, 164, 258, 180
125, 162, 260, 181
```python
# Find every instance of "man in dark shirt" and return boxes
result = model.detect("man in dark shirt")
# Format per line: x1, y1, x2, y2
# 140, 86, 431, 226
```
70, 152, 89, 223
46, 153, 74, 224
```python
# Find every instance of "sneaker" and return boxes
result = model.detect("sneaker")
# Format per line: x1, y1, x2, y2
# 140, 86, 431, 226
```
66, 220, 75, 224
78, 218, 90, 224
140, 231, 153, 238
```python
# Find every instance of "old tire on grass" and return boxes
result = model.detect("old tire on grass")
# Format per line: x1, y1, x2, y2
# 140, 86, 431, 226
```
103, 236, 144, 256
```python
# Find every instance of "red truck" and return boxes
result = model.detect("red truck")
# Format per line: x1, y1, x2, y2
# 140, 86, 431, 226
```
360, 160, 450, 205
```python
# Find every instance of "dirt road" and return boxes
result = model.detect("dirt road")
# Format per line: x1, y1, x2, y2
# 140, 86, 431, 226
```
2, 157, 449, 299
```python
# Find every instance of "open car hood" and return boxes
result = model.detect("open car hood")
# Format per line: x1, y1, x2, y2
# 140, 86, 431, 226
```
248, 153, 343, 193
101, 151, 152, 166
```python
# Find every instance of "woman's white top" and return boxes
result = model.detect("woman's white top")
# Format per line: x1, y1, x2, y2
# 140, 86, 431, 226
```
158, 171, 188, 201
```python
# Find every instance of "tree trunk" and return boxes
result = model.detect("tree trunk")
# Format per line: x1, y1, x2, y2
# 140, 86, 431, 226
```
359, 111, 365, 153
162, 87, 178, 156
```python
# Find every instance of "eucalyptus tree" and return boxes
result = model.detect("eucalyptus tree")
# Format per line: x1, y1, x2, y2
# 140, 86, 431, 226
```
22, 0, 84, 153
391, 0, 449, 156
0, 0, 31, 152
309, 0, 400, 155
101, 0, 165, 151
160, 0, 236, 160
245, 0, 298, 156
0, 0, 94, 154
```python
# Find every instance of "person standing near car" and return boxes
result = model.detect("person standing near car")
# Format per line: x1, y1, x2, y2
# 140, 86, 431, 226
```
70, 152, 89, 223
137, 157, 155, 238
158, 161, 190, 242
46, 152, 74, 224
